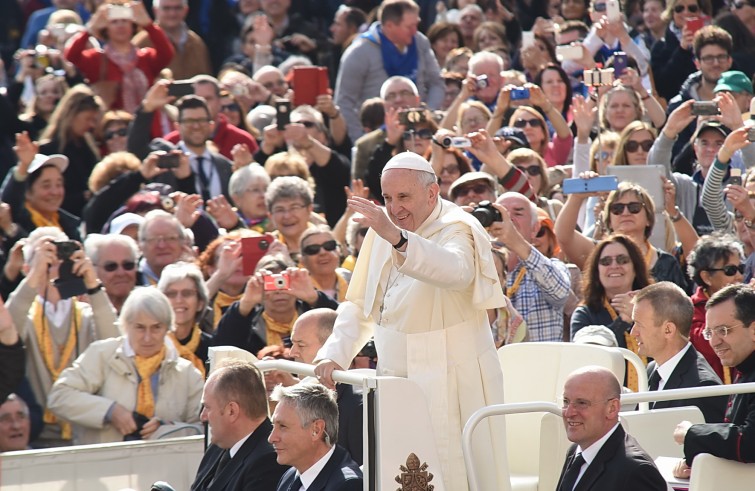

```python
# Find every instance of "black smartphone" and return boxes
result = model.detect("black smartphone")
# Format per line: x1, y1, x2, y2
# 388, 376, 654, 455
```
276, 100, 291, 130
168, 80, 194, 99
157, 153, 180, 169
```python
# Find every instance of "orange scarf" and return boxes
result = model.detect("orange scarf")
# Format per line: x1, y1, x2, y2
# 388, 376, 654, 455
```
34, 298, 82, 440
26, 202, 61, 229
133, 345, 166, 418
311, 272, 349, 302
212, 291, 241, 331
505, 267, 527, 298
168, 325, 205, 377
262, 311, 298, 347
604, 299, 647, 392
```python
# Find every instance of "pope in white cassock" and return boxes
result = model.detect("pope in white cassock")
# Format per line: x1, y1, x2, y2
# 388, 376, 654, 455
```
314, 152, 509, 490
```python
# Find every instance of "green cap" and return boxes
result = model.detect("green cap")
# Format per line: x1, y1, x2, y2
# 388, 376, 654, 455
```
713, 71, 753, 95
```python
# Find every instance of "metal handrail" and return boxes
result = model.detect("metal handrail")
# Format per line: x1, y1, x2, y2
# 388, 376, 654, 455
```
462, 382, 755, 491
254, 359, 374, 388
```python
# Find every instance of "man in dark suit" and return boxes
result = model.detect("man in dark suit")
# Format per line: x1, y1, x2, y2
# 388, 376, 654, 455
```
672, 284, 755, 479
191, 360, 287, 491
270, 383, 362, 491
557, 366, 667, 491
267, 309, 364, 465
156, 95, 233, 203
631, 282, 727, 422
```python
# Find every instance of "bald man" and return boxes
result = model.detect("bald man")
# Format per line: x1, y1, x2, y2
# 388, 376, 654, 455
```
557, 366, 666, 491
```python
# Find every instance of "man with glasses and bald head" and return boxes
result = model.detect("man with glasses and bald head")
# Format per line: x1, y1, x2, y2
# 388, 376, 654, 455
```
672, 283, 755, 479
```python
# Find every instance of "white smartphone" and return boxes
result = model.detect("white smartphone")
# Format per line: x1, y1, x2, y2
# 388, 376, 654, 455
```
107, 5, 134, 21
606, 0, 621, 21
556, 45, 583, 61
521, 31, 535, 48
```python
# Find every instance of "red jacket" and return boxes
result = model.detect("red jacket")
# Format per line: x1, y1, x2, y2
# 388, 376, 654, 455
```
65, 24, 174, 110
163, 115, 259, 159
691, 286, 736, 383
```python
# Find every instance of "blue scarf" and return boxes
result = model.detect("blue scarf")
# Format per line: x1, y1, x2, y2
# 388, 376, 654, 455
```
361, 23, 418, 82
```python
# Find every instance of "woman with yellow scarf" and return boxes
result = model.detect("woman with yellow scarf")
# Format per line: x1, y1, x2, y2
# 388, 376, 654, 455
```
47, 288, 204, 445
157, 262, 213, 377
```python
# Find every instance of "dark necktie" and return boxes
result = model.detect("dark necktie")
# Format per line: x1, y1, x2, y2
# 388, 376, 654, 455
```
289, 475, 303, 491
559, 452, 586, 491
207, 449, 230, 487
195, 156, 211, 201
648, 369, 662, 391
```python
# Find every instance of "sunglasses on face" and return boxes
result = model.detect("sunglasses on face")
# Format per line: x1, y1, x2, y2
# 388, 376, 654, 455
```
536, 226, 548, 238
403, 128, 434, 140
221, 103, 241, 112
599, 254, 631, 266
625, 140, 654, 153
299, 121, 317, 129
609, 201, 644, 215
707, 264, 745, 276
674, 3, 699, 13
599, 151, 614, 162
456, 183, 491, 197
100, 260, 136, 272
513, 118, 542, 129
517, 165, 541, 176
301, 240, 338, 256
105, 127, 128, 140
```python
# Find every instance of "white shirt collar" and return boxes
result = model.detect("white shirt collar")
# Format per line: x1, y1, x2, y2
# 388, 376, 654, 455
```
229, 430, 253, 458
569, 421, 621, 489
656, 342, 692, 391
38, 296, 72, 330
298, 445, 336, 490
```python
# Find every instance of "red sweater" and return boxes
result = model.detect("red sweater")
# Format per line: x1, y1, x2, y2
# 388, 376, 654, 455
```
65, 24, 175, 110
163, 115, 259, 159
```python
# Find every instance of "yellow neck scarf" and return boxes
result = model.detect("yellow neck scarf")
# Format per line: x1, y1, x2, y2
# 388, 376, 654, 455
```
262, 311, 298, 347
133, 345, 166, 418
311, 272, 349, 302
604, 298, 647, 392
168, 325, 205, 377
212, 291, 241, 331
505, 267, 527, 298
34, 298, 82, 440
26, 202, 61, 229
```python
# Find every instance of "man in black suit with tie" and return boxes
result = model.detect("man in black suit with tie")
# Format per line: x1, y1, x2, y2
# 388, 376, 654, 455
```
631, 282, 727, 422
191, 360, 287, 491
270, 383, 362, 491
672, 284, 755, 479
556, 366, 667, 491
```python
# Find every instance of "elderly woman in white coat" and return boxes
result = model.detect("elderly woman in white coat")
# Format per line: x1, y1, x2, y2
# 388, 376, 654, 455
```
47, 288, 204, 445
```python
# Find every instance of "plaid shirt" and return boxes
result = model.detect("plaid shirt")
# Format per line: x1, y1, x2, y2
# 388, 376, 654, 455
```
507, 246, 571, 342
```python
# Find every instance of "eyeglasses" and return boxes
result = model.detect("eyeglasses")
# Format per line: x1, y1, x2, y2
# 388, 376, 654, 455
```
706, 264, 745, 276
536, 226, 548, 238
271, 203, 307, 216
403, 128, 434, 140
221, 103, 241, 113
559, 397, 617, 411
179, 117, 211, 126
674, 3, 700, 13
301, 239, 338, 256
702, 322, 745, 341
262, 79, 287, 90
0, 411, 29, 425
517, 165, 541, 176
699, 54, 730, 65
243, 186, 266, 195
143, 235, 182, 245
299, 121, 317, 129
625, 139, 654, 153
599, 254, 631, 266
104, 127, 128, 140
384, 89, 414, 102
609, 201, 644, 215
513, 118, 543, 129
440, 164, 460, 175
100, 260, 136, 272
455, 183, 491, 197
164, 288, 198, 299
598, 151, 614, 162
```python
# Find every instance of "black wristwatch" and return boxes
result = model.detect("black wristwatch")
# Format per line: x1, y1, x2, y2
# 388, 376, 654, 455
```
393, 230, 408, 250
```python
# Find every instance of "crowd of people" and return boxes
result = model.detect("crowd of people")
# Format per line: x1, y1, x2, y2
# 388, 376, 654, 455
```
0, 0, 754, 489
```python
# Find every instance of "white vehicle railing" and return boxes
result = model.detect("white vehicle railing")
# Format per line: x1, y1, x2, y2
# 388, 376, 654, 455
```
462, 382, 755, 491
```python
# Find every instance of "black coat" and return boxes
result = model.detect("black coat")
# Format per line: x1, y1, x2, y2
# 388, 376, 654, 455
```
684, 350, 755, 465
191, 418, 287, 491
336, 383, 363, 466
556, 425, 667, 491
646, 344, 727, 423
276, 445, 362, 491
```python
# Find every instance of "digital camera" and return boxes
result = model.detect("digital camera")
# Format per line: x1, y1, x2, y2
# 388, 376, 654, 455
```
472, 200, 503, 227
263, 273, 290, 291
